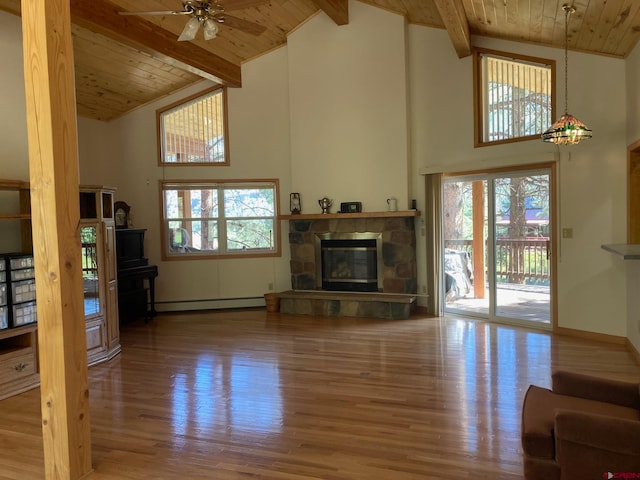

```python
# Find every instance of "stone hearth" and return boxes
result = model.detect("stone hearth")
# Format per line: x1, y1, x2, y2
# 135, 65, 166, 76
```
278, 290, 415, 320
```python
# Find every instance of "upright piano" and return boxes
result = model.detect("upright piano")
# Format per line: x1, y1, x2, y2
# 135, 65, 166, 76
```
115, 228, 158, 322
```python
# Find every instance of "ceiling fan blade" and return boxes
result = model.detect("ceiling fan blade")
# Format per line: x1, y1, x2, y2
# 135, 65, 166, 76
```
119, 10, 191, 16
222, 14, 266, 35
224, 0, 270, 11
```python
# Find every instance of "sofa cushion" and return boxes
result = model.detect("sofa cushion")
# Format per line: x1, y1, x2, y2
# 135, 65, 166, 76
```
521, 385, 640, 459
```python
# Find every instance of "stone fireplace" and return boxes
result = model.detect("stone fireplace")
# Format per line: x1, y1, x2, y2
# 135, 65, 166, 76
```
287, 214, 417, 295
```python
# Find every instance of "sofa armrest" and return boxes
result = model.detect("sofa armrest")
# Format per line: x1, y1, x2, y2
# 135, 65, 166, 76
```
552, 370, 640, 409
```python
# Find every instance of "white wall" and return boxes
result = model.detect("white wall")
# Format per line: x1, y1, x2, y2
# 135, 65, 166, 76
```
106, 48, 292, 310
0, 11, 28, 181
288, 2, 410, 213
78, 118, 117, 186
409, 27, 628, 336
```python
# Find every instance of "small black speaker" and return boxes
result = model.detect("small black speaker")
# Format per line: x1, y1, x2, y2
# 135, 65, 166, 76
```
340, 202, 362, 213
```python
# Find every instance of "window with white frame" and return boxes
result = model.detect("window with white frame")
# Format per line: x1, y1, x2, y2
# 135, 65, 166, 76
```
157, 86, 229, 165
161, 180, 280, 259
473, 49, 555, 147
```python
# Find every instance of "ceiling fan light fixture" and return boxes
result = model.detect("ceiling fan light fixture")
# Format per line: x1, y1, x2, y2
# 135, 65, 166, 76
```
542, 4, 592, 145
118, 0, 266, 41
203, 18, 219, 40
178, 16, 201, 41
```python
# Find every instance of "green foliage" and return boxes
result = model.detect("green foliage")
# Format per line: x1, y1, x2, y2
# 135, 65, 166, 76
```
163, 183, 276, 254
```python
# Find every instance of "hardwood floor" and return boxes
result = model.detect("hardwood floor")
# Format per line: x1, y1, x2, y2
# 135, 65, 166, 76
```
0, 310, 638, 479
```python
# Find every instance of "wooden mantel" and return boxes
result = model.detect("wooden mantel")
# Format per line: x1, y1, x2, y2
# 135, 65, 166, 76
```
280, 210, 421, 220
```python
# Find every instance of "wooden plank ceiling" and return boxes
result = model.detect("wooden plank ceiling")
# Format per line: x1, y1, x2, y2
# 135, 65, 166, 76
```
1, 0, 639, 121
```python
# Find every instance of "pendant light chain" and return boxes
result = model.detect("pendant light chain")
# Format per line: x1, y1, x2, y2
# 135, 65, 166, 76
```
541, 3, 591, 144
563, 5, 570, 115
562, 5, 576, 115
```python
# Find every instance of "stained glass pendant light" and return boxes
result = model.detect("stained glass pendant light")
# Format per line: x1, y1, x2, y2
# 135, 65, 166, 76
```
542, 4, 592, 145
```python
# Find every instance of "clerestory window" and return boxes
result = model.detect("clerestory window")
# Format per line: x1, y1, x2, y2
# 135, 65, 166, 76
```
157, 86, 229, 165
473, 48, 555, 147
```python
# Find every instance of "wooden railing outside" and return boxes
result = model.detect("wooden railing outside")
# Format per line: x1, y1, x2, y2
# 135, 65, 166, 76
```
81, 242, 98, 279
445, 238, 550, 285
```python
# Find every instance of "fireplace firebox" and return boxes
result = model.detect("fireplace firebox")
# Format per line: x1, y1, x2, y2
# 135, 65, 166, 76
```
314, 232, 383, 292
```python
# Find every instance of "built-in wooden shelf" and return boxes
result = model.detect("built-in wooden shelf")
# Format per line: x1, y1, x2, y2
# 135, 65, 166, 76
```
0, 180, 29, 191
0, 178, 32, 252
0, 214, 30, 220
0, 323, 39, 400
0, 323, 37, 341
280, 210, 421, 220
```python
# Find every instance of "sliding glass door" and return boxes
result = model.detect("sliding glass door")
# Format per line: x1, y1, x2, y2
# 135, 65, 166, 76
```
443, 177, 489, 316
442, 168, 553, 327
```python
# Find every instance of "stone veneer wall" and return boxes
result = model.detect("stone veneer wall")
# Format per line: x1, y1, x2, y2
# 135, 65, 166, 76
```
288, 216, 417, 294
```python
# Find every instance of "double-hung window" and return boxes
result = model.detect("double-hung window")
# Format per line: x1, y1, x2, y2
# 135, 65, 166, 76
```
473, 48, 555, 147
161, 180, 280, 259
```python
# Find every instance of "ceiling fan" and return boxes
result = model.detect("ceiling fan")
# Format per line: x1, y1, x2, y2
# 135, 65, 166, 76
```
118, 0, 268, 41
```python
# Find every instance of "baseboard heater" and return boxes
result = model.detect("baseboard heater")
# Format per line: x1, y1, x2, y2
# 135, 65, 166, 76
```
156, 296, 265, 312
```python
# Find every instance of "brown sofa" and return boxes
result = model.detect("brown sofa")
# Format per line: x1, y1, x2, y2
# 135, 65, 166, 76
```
521, 370, 640, 479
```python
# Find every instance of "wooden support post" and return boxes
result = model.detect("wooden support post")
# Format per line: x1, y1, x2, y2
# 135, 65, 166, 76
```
472, 181, 485, 299
21, 0, 92, 478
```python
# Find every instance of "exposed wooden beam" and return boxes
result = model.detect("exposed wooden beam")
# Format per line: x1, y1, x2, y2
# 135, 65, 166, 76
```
433, 0, 471, 58
21, 0, 92, 478
311, 0, 349, 26
69, 0, 241, 87
0, 0, 19, 15
0, 0, 242, 86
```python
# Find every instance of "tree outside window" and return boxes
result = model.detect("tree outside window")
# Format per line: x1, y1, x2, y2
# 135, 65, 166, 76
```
161, 180, 280, 260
